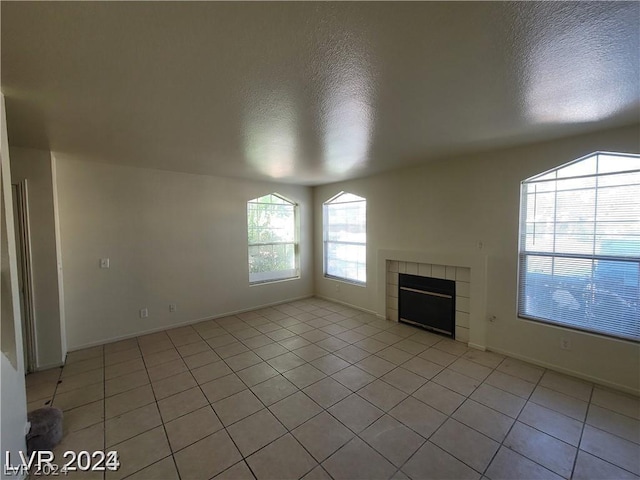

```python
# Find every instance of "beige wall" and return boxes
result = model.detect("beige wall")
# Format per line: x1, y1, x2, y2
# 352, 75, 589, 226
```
55, 157, 314, 350
314, 124, 640, 394
1, 94, 28, 474
10, 147, 65, 369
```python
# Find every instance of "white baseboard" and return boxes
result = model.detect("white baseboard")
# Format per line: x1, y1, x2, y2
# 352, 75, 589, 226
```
312, 295, 378, 316
67, 294, 315, 352
34, 361, 64, 371
488, 346, 640, 397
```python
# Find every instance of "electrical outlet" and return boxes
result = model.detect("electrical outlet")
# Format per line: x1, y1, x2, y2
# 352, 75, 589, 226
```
139, 308, 148, 319
100, 258, 110, 269
560, 338, 571, 350
169, 303, 176, 312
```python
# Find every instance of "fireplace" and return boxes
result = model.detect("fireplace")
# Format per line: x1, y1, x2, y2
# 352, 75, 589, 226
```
378, 249, 488, 348
399, 274, 456, 338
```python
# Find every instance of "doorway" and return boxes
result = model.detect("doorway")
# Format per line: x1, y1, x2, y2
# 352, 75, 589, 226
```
11, 181, 37, 372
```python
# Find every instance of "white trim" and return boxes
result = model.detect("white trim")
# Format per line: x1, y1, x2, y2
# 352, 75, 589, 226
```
247, 193, 299, 285
249, 275, 300, 287
32, 361, 64, 372
12, 180, 39, 371
525, 151, 640, 182
249, 268, 298, 284
518, 151, 640, 342
323, 191, 366, 205
247, 192, 297, 206
66, 294, 314, 352
50, 154, 68, 363
323, 193, 367, 284
313, 294, 378, 317
489, 345, 640, 397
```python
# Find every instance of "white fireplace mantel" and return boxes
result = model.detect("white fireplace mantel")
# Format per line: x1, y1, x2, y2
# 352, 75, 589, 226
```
377, 249, 488, 350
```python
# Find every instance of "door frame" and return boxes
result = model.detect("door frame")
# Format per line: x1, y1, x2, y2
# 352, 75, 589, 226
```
12, 180, 37, 372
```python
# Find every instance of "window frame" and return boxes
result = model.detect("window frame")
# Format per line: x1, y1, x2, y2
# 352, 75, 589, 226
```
517, 151, 640, 342
323, 191, 367, 285
247, 193, 299, 285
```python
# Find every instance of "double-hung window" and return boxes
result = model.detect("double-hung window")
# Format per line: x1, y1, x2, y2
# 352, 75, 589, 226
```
323, 192, 366, 284
247, 193, 298, 284
518, 152, 640, 341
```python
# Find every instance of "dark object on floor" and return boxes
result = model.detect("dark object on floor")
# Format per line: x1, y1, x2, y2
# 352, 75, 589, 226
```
26, 407, 63, 454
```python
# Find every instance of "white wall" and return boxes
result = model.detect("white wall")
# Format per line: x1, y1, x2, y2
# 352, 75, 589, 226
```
1, 94, 28, 480
314, 124, 640, 394
55, 157, 314, 350
10, 147, 65, 369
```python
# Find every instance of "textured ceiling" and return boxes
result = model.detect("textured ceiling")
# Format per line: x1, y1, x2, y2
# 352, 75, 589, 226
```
2, 2, 639, 185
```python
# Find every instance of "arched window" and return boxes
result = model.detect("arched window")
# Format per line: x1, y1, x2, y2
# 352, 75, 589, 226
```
323, 192, 366, 284
247, 193, 298, 284
518, 152, 640, 341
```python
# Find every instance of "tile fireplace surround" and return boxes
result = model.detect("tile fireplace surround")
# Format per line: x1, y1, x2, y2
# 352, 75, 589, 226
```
377, 250, 488, 350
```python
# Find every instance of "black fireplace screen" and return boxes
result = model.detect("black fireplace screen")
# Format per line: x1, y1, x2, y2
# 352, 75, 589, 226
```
399, 274, 456, 338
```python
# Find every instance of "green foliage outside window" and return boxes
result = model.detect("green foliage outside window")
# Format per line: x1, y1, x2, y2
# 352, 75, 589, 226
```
247, 194, 297, 282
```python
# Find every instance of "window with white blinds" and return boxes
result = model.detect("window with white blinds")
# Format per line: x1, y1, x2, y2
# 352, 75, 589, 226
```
518, 152, 640, 341
247, 193, 298, 284
324, 192, 366, 284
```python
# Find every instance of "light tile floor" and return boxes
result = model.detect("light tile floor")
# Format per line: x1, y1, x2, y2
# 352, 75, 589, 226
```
26, 298, 640, 480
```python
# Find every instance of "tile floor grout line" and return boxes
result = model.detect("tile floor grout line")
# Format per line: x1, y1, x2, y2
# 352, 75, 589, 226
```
209, 309, 406, 476
391, 353, 532, 477
573, 412, 640, 477
220, 316, 475, 477
292, 380, 386, 475
48, 364, 64, 408
176, 326, 259, 480
525, 391, 589, 424
187, 314, 294, 464
306, 336, 466, 474
29, 298, 639, 480
137, 335, 183, 480
570, 386, 595, 479
479, 361, 574, 479
164, 324, 223, 480
586, 399, 640, 423
581, 421, 640, 446
405, 354, 510, 478
193, 313, 330, 479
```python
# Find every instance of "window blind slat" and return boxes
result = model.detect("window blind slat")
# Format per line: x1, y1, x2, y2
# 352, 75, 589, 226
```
324, 193, 367, 284
247, 194, 298, 284
518, 152, 640, 342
